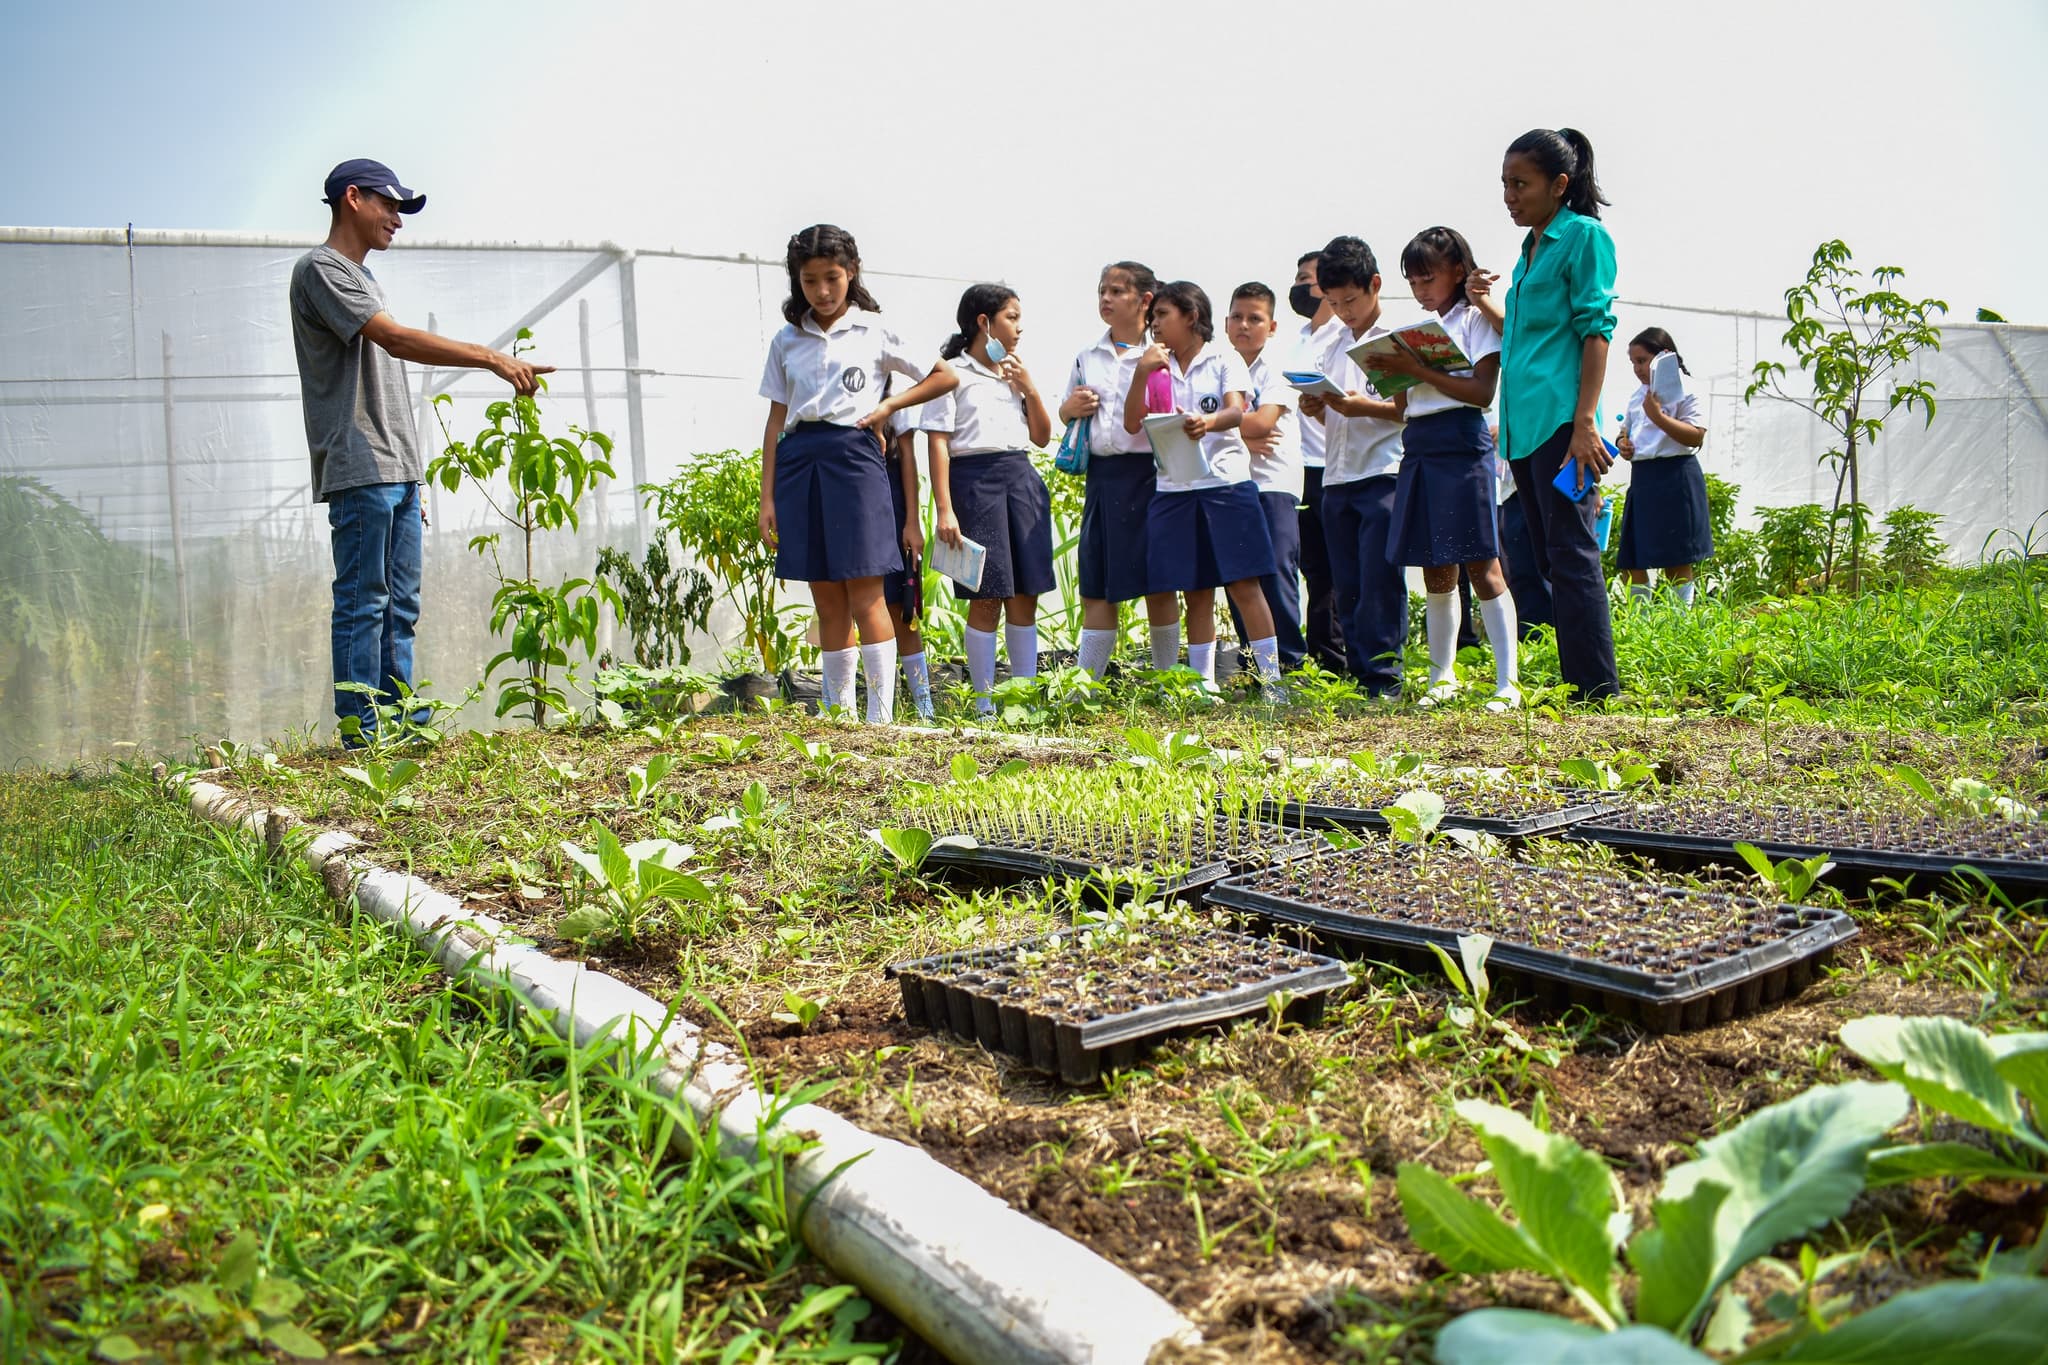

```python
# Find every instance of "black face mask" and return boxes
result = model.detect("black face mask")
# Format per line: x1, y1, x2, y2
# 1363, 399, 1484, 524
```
1288, 282, 1319, 319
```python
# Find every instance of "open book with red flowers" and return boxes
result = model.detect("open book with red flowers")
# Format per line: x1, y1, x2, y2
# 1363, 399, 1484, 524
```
1344, 320, 1471, 396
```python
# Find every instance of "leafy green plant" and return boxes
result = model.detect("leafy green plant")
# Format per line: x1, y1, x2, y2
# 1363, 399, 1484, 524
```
338, 756, 423, 811
643, 449, 801, 675
695, 732, 764, 766
1887, 764, 2040, 823
1425, 933, 1558, 1065
556, 822, 713, 945
988, 667, 1108, 728
100, 1229, 326, 1360
626, 753, 678, 808
1121, 726, 1217, 769
1745, 241, 1946, 591
1879, 505, 1947, 587
784, 732, 856, 784
334, 678, 475, 755
1557, 756, 1659, 792
866, 826, 977, 874
1840, 1015, 2046, 1260
1734, 841, 1837, 903
944, 752, 1028, 785
427, 356, 618, 725
1380, 790, 1446, 865
772, 990, 825, 1031
593, 537, 712, 670
1400, 1081, 1910, 1351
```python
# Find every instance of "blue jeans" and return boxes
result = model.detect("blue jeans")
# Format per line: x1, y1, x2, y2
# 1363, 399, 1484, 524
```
1320, 474, 1407, 695
328, 481, 423, 735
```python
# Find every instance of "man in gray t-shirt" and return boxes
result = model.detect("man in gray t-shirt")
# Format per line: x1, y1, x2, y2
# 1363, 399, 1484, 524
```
290, 158, 550, 744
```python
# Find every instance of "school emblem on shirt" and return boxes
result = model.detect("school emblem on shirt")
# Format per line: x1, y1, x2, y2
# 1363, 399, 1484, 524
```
1199, 395, 1219, 414
841, 367, 867, 394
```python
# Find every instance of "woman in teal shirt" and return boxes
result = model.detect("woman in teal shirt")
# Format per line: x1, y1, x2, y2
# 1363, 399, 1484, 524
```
1498, 126, 1621, 702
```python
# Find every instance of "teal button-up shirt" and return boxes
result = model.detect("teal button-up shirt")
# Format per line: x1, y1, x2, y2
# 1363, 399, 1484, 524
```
1499, 206, 1617, 460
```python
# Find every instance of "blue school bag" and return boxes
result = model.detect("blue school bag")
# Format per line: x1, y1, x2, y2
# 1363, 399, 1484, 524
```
1055, 415, 1091, 475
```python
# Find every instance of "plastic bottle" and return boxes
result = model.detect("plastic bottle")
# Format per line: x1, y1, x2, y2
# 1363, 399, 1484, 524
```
1146, 368, 1174, 415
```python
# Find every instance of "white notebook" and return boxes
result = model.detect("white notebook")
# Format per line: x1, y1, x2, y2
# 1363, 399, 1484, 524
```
1282, 370, 1347, 397
927, 534, 986, 593
1650, 351, 1686, 407
1142, 413, 1208, 486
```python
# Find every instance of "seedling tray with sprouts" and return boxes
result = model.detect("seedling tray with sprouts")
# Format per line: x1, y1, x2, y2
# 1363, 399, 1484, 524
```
886, 925, 1351, 1084
1207, 846, 1857, 1032
1239, 768, 1619, 839
1569, 799, 2048, 901
919, 818, 1326, 904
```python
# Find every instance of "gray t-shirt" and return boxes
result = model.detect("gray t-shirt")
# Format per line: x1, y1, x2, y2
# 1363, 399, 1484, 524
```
290, 246, 421, 501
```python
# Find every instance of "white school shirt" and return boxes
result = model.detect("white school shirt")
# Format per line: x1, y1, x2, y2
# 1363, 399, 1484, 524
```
1319, 322, 1405, 486
1399, 300, 1502, 420
1067, 329, 1154, 457
759, 307, 927, 429
1293, 317, 1344, 468
924, 351, 1036, 454
1242, 344, 1303, 499
1148, 342, 1257, 494
1624, 382, 1707, 460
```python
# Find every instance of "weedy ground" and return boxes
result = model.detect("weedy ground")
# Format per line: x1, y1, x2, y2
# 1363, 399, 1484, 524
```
0, 774, 909, 1364
160, 687, 2048, 1365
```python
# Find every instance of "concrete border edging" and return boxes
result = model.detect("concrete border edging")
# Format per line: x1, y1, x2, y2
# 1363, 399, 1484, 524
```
164, 772, 1199, 1365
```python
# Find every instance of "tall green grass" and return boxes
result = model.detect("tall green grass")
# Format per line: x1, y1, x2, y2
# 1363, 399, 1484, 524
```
0, 774, 884, 1362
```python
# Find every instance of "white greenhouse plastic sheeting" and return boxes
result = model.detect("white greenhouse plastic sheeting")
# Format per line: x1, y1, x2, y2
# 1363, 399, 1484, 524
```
2, 227, 2044, 765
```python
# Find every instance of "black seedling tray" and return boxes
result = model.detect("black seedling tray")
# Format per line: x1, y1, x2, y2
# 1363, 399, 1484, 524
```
886, 928, 1352, 1084
920, 826, 1326, 905
1207, 862, 1857, 1032
1569, 815, 2048, 903
1248, 790, 1619, 840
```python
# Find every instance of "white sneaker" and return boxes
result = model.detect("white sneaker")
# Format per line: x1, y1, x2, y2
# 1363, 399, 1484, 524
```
1419, 679, 1462, 709
1485, 683, 1523, 714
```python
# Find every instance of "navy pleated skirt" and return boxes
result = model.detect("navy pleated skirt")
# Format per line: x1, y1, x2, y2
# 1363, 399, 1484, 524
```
1387, 407, 1500, 567
1078, 452, 1157, 603
1147, 481, 1277, 592
883, 450, 912, 605
773, 421, 902, 584
1614, 453, 1714, 569
949, 451, 1056, 600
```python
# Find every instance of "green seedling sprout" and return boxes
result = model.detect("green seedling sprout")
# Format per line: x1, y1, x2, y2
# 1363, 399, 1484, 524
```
338, 756, 423, 811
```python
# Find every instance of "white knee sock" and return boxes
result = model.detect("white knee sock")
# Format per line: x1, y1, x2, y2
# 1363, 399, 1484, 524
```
1078, 627, 1117, 679
1674, 580, 1697, 607
964, 626, 998, 713
1477, 594, 1519, 690
1425, 592, 1460, 685
1188, 639, 1216, 683
901, 649, 933, 720
1248, 635, 1282, 680
1630, 583, 1653, 604
820, 647, 859, 714
1004, 624, 1039, 680
859, 640, 896, 723
1149, 623, 1181, 672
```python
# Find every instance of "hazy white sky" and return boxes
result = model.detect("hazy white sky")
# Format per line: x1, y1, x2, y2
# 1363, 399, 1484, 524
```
6, 0, 2046, 353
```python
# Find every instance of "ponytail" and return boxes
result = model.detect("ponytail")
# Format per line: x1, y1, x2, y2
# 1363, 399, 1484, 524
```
1629, 327, 1690, 375
940, 282, 1018, 361
1505, 128, 1612, 220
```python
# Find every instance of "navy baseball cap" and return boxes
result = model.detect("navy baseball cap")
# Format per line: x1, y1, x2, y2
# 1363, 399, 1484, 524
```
322, 159, 426, 214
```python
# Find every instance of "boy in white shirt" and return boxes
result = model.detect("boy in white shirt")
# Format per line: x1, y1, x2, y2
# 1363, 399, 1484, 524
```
1296, 236, 1408, 699
1290, 250, 1347, 674
1224, 282, 1307, 671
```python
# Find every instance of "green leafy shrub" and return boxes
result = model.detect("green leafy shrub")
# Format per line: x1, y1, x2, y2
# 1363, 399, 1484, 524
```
1879, 505, 1947, 587
643, 449, 800, 675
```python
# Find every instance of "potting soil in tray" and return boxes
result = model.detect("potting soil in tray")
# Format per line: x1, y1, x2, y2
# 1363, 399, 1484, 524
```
1571, 800, 2048, 900
919, 820, 1325, 902
887, 925, 1352, 1084
1207, 847, 1857, 1032
1241, 771, 1619, 838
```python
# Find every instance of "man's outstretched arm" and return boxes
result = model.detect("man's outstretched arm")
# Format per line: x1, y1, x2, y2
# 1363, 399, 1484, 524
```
359, 313, 552, 395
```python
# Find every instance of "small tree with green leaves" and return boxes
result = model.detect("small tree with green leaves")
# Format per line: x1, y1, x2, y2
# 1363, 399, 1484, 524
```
426, 331, 617, 725
1744, 241, 1945, 592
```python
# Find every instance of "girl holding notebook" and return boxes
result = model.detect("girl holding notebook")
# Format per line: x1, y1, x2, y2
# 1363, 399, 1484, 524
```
1120, 280, 1287, 693
757, 224, 957, 723
1613, 327, 1711, 606
1370, 226, 1521, 711
1060, 261, 1181, 680
926, 283, 1057, 714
